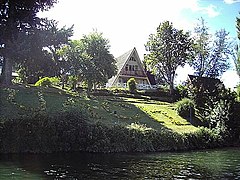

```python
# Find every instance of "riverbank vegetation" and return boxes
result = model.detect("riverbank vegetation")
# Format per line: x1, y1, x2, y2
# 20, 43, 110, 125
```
0, 85, 238, 153
0, 1, 240, 153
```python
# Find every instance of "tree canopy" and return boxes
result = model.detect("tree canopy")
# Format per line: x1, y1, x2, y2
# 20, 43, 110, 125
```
190, 18, 232, 78
0, 0, 57, 85
59, 31, 117, 93
235, 13, 240, 78
145, 21, 192, 94
81, 31, 117, 88
15, 19, 73, 84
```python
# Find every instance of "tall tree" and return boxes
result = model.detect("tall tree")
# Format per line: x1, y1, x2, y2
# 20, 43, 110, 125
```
234, 13, 240, 78
190, 18, 211, 77
206, 29, 231, 77
81, 31, 117, 90
42, 19, 74, 77
59, 40, 91, 90
145, 21, 193, 94
59, 31, 117, 94
190, 18, 231, 78
0, 0, 57, 86
15, 19, 74, 83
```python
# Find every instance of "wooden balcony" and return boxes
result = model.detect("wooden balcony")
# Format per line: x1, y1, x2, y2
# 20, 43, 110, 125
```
120, 70, 145, 77
115, 83, 157, 90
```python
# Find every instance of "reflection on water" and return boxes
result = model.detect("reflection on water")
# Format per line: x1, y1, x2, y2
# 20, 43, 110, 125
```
0, 148, 240, 179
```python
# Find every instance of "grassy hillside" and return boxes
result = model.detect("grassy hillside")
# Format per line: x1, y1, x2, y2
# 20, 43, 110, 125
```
0, 85, 197, 134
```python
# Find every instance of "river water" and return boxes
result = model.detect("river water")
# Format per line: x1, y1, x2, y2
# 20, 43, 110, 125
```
0, 148, 240, 179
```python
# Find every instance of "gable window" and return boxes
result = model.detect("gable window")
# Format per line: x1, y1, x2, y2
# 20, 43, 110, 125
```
125, 64, 128, 71
135, 65, 138, 71
130, 57, 136, 61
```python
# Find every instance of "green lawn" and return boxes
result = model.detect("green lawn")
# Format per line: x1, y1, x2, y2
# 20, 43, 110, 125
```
0, 85, 198, 133
123, 98, 198, 133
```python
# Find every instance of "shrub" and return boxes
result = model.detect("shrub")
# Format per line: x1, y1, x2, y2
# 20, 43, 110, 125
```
175, 84, 188, 100
184, 127, 223, 149
127, 78, 137, 93
176, 98, 195, 118
35, 77, 60, 87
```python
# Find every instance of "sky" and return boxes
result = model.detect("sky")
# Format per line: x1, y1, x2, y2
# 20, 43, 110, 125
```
38, 0, 240, 88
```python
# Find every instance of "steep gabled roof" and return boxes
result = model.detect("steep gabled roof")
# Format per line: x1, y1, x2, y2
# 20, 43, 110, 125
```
107, 47, 150, 87
107, 48, 134, 86
188, 75, 223, 92
115, 48, 133, 75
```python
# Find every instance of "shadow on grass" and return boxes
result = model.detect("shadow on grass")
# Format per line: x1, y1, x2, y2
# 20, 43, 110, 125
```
94, 96, 175, 133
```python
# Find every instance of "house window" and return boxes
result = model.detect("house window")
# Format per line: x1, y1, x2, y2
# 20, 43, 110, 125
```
125, 64, 128, 71
135, 65, 138, 71
130, 57, 136, 61
129, 65, 132, 71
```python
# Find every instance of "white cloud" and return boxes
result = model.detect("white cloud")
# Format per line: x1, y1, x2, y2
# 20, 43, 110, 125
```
187, 2, 220, 18
202, 4, 220, 18
224, 0, 240, 4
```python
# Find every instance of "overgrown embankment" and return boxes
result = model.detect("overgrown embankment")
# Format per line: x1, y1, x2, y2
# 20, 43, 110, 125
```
0, 111, 227, 153
0, 86, 234, 153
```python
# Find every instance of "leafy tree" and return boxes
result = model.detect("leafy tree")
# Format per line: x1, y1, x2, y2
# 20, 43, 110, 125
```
59, 31, 117, 95
59, 40, 90, 90
206, 29, 231, 77
0, 0, 57, 86
41, 19, 74, 77
15, 27, 55, 83
15, 19, 73, 83
81, 31, 117, 89
190, 18, 211, 77
234, 13, 240, 78
145, 21, 193, 94
190, 18, 232, 78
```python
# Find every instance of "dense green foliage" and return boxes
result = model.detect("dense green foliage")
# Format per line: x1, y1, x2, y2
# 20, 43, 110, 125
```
59, 31, 117, 92
176, 98, 195, 119
127, 78, 137, 93
16, 19, 73, 84
0, 0, 57, 85
0, 110, 227, 154
1, 85, 234, 153
145, 21, 192, 94
175, 84, 188, 100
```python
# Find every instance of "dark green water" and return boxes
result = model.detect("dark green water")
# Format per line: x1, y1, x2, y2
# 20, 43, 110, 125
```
0, 148, 240, 179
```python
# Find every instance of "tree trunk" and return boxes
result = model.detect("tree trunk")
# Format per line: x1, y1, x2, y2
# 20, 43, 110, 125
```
169, 81, 174, 95
87, 80, 93, 98
1, 57, 12, 86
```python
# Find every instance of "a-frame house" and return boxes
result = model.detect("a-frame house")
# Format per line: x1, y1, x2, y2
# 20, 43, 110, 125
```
107, 47, 153, 89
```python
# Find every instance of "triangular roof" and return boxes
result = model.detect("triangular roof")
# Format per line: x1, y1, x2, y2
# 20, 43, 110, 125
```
115, 48, 133, 75
107, 47, 150, 87
188, 75, 224, 92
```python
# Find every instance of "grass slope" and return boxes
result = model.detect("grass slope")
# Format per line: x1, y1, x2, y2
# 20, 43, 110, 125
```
0, 85, 198, 134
